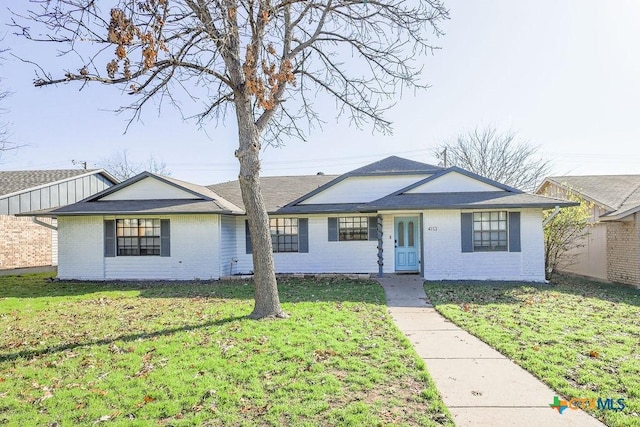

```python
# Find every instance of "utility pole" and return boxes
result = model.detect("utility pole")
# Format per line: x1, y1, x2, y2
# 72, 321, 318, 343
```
72, 159, 87, 169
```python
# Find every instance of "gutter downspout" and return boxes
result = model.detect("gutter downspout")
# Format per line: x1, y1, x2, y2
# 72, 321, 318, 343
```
32, 217, 58, 231
542, 206, 561, 227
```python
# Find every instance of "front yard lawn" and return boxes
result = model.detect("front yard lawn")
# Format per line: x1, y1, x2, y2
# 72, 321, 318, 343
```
425, 275, 640, 427
0, 273, 451, 426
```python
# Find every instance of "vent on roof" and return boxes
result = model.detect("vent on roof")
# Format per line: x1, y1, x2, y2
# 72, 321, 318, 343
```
316, 172, 325, 175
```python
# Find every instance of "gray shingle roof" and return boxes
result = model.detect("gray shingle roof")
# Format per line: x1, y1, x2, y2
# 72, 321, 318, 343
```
0, 169, 109, 197
208, 175, 339, 213
346, 156, 443, 175
275, 203, 373, 215
16, 158, 573, 218
18, 172, 243, 217
365, 192, 576, 211
543, 175, 640, 218
22, 199, 237, 216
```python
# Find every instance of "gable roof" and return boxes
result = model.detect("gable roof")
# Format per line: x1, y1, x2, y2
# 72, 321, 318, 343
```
17, 156, 576, 218
541, 175, 640, 219
282, 156, 441, 207
87, 172, 219, 202
20, 172, 242, 216
208, 175, 338, 213
396, 166, 522, 195
0, 169, 117, 198
277, 158, 574, 214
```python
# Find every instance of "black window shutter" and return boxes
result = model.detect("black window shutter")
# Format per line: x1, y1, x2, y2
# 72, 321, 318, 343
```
104, 220, 116, 257
160, 219, 171, 257
461, 213, 473, 253
298, 218, 309, 253
245, 219, 252, 254
368, 217, 378, 241
508, 212, 521, 252
328, 217, 338, 241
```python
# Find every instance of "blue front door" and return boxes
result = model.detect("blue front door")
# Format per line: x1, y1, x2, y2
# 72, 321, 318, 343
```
394, 217, 419, 272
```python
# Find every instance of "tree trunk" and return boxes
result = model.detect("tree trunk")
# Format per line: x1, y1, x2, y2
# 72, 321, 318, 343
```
235, 98, 287, 319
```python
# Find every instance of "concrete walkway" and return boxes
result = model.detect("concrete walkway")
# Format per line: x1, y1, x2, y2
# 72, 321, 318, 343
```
377, 274, 605, 427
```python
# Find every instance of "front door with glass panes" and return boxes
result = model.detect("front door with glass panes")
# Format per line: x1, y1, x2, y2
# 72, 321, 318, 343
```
394, 217, 419, 272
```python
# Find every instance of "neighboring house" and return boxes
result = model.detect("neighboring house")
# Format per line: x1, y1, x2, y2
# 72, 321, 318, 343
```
0, 169, 118, 271
20, 156, 572, 281
537, 175, 640, 287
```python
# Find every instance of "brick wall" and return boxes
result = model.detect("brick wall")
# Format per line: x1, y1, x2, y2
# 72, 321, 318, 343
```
606, 217, 640, 287
423, 208, 545, 282
58, 215, 221, 280
0, 215, 54, 270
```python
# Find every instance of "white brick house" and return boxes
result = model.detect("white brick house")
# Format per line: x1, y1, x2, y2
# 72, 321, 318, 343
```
21, 157, 572, 281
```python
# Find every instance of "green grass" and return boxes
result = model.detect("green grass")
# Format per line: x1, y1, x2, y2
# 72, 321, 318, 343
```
424, 275, 640, 427
0, 273, 451, 426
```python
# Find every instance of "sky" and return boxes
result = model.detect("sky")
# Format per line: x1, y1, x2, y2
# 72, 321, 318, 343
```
1, 1, 640, 186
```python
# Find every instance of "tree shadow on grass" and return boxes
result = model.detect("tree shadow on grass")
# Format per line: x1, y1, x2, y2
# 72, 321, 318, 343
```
0, 315, 246, 363
0, 274, 385, 305
424, 274, 639, 307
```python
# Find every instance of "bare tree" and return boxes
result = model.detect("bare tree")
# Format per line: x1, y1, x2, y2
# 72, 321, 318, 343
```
0, 82, 10, 159
0, 43, 18, 163
13, 0, 448, 319
434, 126, 552, 192
100, 149, 170, 181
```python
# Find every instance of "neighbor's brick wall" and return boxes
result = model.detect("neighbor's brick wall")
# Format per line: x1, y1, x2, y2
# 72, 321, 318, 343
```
0, 215, 54, 270
606, 216, 640, 287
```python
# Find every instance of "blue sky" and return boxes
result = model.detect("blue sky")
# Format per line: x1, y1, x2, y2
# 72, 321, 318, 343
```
2, 1, 640, 185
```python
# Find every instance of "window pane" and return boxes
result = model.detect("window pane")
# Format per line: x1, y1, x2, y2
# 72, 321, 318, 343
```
473, 211, 508, 252
270, 217, 300, 252
115, 218, 162, 256
398, 222, 405, 247
338, 216, 369, 241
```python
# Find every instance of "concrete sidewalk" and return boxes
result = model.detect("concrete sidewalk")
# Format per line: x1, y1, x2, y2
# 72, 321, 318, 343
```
377, 274, 605, 427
